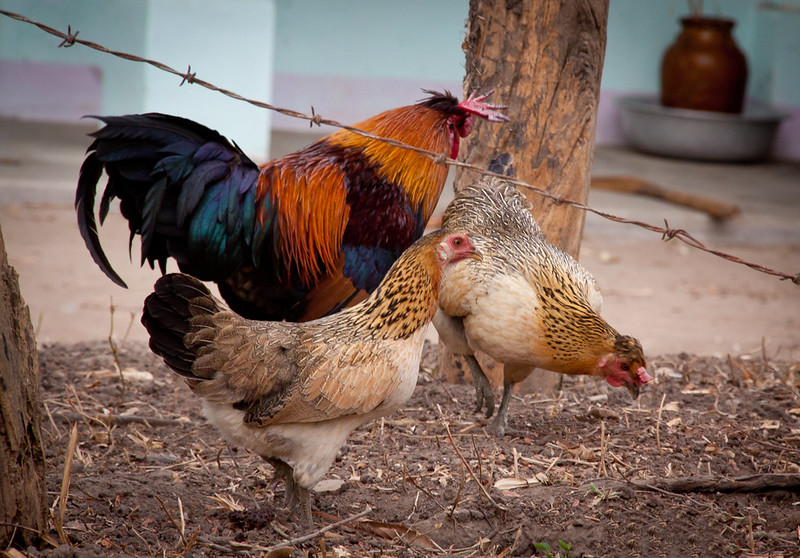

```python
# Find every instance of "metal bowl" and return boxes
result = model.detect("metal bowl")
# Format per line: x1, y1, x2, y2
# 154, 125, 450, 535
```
618, 94, 787, 163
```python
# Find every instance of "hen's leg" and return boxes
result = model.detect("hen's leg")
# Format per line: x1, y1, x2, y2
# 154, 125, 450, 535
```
268, 458, 313, 527
486, 381, 513, 437
297, 487, 312, 528
464, 355, 495, 418
267, 459, 295, 506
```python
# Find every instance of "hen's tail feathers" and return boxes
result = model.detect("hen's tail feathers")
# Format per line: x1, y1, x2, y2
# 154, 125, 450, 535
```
141, 273, 221, 378
76, 114, 261, 287
488, 153, 515, 178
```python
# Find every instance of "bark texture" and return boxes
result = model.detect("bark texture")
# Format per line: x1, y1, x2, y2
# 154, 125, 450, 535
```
441, 0, 610, 395
0, 224, 47, 548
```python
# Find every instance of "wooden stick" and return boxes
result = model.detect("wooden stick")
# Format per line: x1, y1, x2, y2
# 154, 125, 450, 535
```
639, 473, 800, 493
593, 473, 800, 494
57, 411, 188, 427
592, 176, 741, 220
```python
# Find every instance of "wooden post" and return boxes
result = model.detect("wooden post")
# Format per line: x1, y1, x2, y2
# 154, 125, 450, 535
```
439, 0, 610, 395
0, 224, 48, 548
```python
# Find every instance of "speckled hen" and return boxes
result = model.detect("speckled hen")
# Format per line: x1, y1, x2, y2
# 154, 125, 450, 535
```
434, 154, 652, 437
141, 229, 480, 525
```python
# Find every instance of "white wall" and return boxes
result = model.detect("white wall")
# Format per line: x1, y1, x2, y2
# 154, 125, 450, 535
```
0, 0, 275, 160
0, 0, 147, 117
271, 0, 467, 130
142, 0, 276, 160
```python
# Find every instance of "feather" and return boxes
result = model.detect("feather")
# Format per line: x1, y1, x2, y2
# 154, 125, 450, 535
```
77, 91, 507, 322
141, 229, 479, 523
176, 160, 228, 227
435, 153, 648, 436
140, 177, 168, 266
75, 152, 128, 287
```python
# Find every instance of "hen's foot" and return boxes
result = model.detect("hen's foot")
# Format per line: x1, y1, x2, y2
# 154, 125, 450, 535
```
464, 355, 495, 418
484, 382, 513, 437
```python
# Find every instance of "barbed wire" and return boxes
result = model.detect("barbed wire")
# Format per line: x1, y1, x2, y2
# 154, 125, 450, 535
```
2, 8, 798, 286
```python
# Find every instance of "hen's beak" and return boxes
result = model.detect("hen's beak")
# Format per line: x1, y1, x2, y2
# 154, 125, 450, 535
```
470, 250, 483, 262
627, 384, 640, 400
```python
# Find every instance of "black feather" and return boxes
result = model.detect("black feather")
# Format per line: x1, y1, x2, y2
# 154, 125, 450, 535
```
77, 113, 260, 289
141, 273, 218, 379
75, 152, 128, 288
488, 153, 515, 178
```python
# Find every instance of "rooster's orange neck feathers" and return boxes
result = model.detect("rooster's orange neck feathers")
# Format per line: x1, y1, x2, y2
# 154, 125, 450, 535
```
254, 104, 454, 289
328, 104, 451, 221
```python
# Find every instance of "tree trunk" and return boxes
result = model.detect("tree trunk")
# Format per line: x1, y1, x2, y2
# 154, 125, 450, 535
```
0, 224, 47, 548
439, 0, 609, 396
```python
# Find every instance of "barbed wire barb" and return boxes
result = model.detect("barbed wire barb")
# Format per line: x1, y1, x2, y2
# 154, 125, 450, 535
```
1, 7, 797, 286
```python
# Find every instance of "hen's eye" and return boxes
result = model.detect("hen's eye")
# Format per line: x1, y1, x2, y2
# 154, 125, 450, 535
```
620, 362, 630, 372
453, 237, 462, 246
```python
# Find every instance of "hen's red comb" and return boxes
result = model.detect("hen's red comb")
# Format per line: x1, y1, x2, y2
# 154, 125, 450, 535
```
458, 90, 510, 122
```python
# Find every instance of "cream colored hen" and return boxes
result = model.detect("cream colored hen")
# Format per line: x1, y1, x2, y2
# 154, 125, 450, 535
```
434, 154, 652, 437
142, 229, 480, 525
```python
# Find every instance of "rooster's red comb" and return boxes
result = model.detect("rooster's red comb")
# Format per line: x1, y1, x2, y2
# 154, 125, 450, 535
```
458, 90, 510, 122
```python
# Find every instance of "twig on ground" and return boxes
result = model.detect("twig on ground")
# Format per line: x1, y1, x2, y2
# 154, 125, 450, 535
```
471, 434, 484, 486
121, 310, 136, 346
599, 422, 608, 477
0, 523, 59, 549
129, 526, 153, 555
197, 507, 372, 554
107, 297, 125, 390
655, 393, 667, 454
154, 494, 188, 547
56, 411, 188, 427
448, 465, 466, 519
42, 400, 62, 438
403, 474, 450, 513
638, 473, 800, 493
54, 423, 78, 546
436, 405, 506, 511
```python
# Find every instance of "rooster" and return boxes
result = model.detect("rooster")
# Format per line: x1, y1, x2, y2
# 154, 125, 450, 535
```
434, 154, 652, 437
77, 90, 507, 321
142, 229, 480, 525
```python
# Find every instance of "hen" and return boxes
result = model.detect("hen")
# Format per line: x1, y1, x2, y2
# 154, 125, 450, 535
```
78, 90, 506, 321
434, 154, 652, 437
141, 229, 480, 524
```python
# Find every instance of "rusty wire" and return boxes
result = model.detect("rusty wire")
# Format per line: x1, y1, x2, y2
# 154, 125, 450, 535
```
1, 8, 798, 286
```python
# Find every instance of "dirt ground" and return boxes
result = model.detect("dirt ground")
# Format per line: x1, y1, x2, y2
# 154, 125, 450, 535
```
24, 339, 800, 557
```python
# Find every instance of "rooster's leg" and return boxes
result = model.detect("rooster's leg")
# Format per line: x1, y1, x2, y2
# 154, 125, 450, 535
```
486, 382, 513, 437
464, 355, 495, 418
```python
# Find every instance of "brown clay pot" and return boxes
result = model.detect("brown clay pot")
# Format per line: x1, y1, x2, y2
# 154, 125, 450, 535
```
660, 16, 748, 114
